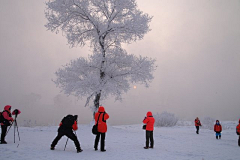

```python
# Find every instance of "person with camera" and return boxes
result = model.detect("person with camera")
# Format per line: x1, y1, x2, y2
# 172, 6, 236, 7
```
94, 106, 109, 152
195, 117, 201, 134
50, 115, 83, 153
143, 111, 155, 149
0, 105, 14, 144
236, 119, 240, 146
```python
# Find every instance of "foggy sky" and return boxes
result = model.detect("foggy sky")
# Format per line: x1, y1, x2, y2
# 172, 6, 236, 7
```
0, 0, 239, 125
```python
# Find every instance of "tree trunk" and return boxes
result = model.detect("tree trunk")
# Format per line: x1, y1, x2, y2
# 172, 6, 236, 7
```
92, 36, 105, 119
93, 91, 101, 118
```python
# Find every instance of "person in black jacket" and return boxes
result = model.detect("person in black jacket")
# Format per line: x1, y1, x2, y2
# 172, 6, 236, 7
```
50, 115, 82, 153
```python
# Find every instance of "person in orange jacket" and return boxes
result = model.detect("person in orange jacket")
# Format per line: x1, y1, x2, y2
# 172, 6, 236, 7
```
236, 119, 240, 146
195, 117, 201, 134
94, 106, 109, 152
51, 115, 82, 153
143, 111, 155, 149
1, 105, 14, 144
214, 120, 222, 139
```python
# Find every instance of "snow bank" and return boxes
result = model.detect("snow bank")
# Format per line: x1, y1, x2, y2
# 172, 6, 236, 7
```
0, 122, 239, 160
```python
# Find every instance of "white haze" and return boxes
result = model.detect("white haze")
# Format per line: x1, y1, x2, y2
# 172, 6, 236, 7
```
0, 0, 239, 125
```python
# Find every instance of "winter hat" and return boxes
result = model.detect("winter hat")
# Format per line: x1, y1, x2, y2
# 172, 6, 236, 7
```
147, 111, 152, 117
98, 106, 105, 112
4, 105, 11, 111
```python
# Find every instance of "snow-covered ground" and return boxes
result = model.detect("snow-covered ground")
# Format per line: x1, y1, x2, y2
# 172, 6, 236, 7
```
1, 122, 239, 160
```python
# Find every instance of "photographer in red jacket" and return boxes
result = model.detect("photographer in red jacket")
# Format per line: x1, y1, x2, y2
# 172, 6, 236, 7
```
94, 106, 109, 152
143, 111, 155, 149
195, 117, 201, 134
1, 105, 14, 144
236, 119, 240, 146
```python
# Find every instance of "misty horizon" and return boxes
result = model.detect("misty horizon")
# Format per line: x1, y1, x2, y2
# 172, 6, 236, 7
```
0, 0, 239, 126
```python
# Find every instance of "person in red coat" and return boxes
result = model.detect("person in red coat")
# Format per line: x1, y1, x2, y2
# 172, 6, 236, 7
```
1, 105, 14, 144
195, 117, 201, 134
214, 120, 222, 139
143, 111, 155, 149
94, 106, 109, 152
236, 119, 240, 146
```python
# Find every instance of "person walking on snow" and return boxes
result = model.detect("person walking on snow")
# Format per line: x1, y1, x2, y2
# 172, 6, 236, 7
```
94, 106, 109, 152
214, 120, 222, 139
195, 117, 201, 134
51, 115, 82, 153
0, 105, 14, 144
236, 119, 240, 146
143, 111, 155, 149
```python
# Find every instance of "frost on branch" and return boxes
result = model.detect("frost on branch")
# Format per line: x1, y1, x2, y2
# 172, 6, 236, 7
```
45, 0, 152, 48
45, 0, 155, 112
54, 49, 156, 107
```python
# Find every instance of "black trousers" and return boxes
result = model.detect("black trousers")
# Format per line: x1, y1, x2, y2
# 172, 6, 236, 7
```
51, 129, 81, 150
94, 132, 105, 150
146, 130, 154, 148
196, 126, 199, 134
238, 136, 240, 146
1, 125, 8, 142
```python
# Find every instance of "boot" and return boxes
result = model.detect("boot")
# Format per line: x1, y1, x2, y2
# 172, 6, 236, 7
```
77, 148, 83, 153
216, 136, 218, 139
144, 146, 149, 149
0, 141, 7, 144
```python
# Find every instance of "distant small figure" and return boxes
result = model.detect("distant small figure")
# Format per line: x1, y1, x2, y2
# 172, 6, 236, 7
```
143, 111, 155, 149
94, 106, 109, 152
195, 117, 202, 134
0, 105, 14, 144
50, 115, 82, 153
214, 120, 222, 139
236, 119, 240, 146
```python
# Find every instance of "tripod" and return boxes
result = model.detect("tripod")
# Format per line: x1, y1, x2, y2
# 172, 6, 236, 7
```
6, 113, 20, 143
64, 131, 77, 151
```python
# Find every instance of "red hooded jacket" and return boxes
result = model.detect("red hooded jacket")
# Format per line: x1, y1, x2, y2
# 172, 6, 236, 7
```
143, 112, 155, 131
214, 120, 222, 132
236, 119, 240, 135
1, 105, 14, 125
195, 119, 201, 126
95, 106, 109, 133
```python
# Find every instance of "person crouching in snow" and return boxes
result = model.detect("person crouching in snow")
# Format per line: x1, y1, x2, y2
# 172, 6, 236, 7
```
143, 111, 155, 149
51, 115, 82, 153
236, 119, 240, 146
195, 117, 201, 134
94, 106, 109, 152
1, 105, 14, 144
214, 120, 222, 139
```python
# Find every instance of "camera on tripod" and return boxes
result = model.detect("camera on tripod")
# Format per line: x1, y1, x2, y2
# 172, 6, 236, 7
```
12, 109, 21, 117
6, 109, 21, 143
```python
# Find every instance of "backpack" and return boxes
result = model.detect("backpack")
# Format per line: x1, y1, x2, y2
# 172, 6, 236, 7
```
0, 111, 10, 125
0, 111, 4, 123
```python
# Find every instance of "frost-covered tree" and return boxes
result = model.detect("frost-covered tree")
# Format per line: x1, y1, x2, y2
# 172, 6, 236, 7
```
154, 112, 178, 127
45, 0, 156, 114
